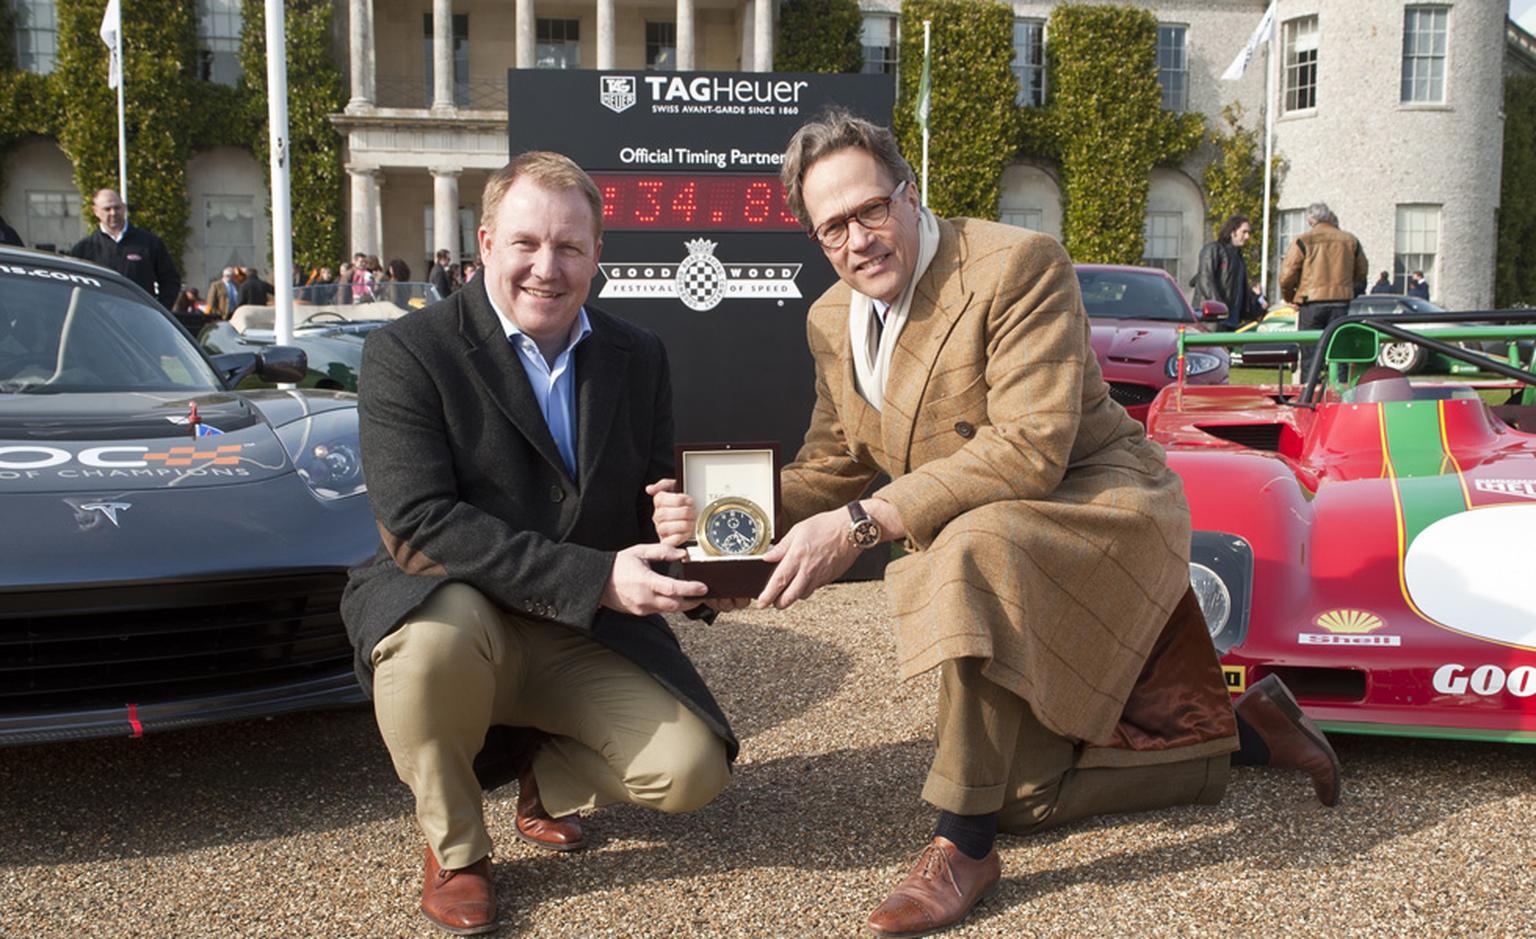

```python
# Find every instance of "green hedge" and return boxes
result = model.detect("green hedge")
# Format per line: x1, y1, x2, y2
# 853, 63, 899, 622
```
240, 0, 346, 271
1203, 102, 1281, 275
0, 0, 343, 270
1497, 74, 1536, 307
892, 0, 1019, 218
1039, 3, 1202, 264
776, 0, 863, 73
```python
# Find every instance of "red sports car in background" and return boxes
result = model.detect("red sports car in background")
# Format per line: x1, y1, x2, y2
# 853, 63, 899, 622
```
1075, 264, 1230, 424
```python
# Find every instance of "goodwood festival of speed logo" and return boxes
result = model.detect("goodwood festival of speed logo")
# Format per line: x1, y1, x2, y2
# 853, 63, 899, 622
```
598, 239, 802, 311
600, 76, 636, 113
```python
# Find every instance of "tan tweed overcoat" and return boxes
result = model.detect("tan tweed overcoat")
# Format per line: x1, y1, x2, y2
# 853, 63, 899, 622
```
780, 218, 1235, 757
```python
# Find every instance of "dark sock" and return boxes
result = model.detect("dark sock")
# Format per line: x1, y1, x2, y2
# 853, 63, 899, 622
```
933, 811, 997, 860
1231, 712, 1271, 765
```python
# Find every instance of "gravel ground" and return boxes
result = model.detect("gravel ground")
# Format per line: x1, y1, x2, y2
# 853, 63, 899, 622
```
4, 580, 1536, 937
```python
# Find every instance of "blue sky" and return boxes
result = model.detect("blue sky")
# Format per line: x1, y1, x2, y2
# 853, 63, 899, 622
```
1515, 0, 1536, 31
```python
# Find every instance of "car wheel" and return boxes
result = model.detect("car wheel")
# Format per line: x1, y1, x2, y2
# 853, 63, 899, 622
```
1378, 341, 1427, 374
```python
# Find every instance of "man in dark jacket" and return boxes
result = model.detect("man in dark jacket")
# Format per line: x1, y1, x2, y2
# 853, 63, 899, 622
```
429, 248, 456, 297
1191, 214, 1256, 330
67, 189, 180, 308
1369, 271, 1394, 294
342, 152, 734, 936
235, 267, 273, 309
0, 215, 21, 247
1407, 270, 1430, 299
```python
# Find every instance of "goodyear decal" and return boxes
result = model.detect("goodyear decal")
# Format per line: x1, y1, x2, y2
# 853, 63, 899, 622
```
1222, 665, 1246, 694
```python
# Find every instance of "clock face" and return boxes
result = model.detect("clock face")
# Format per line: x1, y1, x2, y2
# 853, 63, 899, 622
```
699, 497, 768, 556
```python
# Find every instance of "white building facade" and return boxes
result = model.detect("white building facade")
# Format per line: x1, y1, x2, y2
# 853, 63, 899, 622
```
1, 0, 1525, 306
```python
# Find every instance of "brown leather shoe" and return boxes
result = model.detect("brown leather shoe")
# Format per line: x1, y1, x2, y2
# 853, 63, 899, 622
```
866, 836, 1001, 938
421, 847, 497, 936
515, 764, 586, 852
1236, 674, 1343, 806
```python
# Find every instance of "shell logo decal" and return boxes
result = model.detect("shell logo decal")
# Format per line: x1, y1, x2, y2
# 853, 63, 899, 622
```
1314, 609, 1385, 635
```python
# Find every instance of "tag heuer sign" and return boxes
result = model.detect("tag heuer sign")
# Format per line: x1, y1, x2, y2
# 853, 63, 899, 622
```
600, 76, 636, 113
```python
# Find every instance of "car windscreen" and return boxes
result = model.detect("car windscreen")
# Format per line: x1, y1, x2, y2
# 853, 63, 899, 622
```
295, 281, 441, 309
0, 268, 223, 394
1075, 270, 1192, 322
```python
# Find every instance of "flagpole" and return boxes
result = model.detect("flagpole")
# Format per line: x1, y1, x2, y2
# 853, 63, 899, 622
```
265, 0, 295, 355
1259, 10, 1276, 293
920, 20, 930, 207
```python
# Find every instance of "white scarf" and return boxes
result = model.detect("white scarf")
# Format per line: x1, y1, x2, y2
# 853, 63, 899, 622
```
848, 207, 941, 411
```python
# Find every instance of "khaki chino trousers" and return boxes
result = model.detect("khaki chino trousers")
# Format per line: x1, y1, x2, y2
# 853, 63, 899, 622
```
924, 658, 1229, 833
371, 583, 730, 869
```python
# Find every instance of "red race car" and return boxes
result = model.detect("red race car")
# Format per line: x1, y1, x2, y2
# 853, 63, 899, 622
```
1152, 311, 1536, 742
1075, 264, 1230, 424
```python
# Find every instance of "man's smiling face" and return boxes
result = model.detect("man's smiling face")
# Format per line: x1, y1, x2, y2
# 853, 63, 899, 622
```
800, 147, 920, 305
478, 177, 601, 354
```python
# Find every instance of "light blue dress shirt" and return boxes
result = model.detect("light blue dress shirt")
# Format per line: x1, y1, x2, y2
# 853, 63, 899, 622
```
489, 301, 593, 479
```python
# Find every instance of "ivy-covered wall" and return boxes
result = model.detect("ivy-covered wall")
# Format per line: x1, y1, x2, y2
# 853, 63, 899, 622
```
0, 0, 344, 270
1203, 102, 1281, 276
1022, 3, 1204, 265
1497, 74, 1536, 307
776, 0, 863, 73
892, 0, 1019, 219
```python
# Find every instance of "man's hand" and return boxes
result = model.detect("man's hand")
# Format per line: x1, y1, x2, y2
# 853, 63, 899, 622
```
647, 478, 696, 547
601, 543, 709, 615
754, 508, 862, 610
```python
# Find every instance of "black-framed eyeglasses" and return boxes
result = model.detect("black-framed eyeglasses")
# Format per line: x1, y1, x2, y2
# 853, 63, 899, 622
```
808, 181, 908, 250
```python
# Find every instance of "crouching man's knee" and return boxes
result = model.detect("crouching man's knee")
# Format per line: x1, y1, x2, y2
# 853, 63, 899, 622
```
626, 721, 731, 815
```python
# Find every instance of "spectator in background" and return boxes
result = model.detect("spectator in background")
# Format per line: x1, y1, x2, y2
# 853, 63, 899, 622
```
207, 266, 240, 319
386, 257, 411, 283
171, 287, 203, 314
68, 189, 181, 308
461, 259, 479, 284
1191, 214, 1258, 330
237, 266, 274, 309
430, 248, 455, 298
1369, 271, 1394, 294
337, 260, 355, 304
1407, 270, 1430, 300
0, 215, 21, 247
1279, 202, 1367, 373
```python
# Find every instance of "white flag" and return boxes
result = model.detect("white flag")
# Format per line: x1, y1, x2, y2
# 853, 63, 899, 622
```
100, 0, 122, 89
1221, 1, 1275, 81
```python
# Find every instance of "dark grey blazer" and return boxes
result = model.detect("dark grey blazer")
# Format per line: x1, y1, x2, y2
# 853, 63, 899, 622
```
341, 277, 737, 784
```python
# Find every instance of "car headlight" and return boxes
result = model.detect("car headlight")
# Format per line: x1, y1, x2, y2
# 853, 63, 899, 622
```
1167, 351, 1225, 378
1188, 562, 1231, 637
274, 408, 366, 500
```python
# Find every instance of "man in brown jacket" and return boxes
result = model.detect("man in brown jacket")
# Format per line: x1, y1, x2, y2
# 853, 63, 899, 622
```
657, 112, 1342, 937
1280, 202, 1368, 372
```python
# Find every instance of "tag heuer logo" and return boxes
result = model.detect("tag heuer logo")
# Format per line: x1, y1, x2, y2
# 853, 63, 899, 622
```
600, 76, 636, 113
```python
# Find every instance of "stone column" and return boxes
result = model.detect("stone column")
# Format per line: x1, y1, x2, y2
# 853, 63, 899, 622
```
677, 0, 696, 70
753, 0, 772, 71
432, 0, 454, 113
346, 0, 375, 112
740, 0, 755, 71
348, 165, 382, 259
597, 0, 616, 69
431, 167, 462, 261
516, 0, 535, 68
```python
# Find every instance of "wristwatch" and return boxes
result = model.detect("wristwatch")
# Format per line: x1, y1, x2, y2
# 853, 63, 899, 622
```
846, 500, 882, 549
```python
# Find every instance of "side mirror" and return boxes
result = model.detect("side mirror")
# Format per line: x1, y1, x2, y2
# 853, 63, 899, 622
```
257, 345, 308, 384
1199, 300, 1229, 322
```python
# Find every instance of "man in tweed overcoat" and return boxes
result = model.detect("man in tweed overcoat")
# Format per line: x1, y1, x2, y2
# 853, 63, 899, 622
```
658, 112, 1341, 937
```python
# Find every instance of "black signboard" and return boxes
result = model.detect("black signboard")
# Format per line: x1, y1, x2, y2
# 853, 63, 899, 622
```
507, 69, 895, 457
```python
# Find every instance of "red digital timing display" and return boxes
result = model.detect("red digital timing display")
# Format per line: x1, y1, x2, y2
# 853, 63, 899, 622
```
591, 174, 803, 232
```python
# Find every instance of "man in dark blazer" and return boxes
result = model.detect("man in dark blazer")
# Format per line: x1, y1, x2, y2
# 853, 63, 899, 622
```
343, 152, 736, 936
67, 189, 180, 308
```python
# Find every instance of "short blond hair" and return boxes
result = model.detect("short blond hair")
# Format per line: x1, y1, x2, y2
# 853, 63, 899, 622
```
480, 151, 604, 240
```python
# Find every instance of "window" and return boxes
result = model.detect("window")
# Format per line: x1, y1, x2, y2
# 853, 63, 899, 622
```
23, 190, 79, 251
1012, 18, 1045, 107
1394, 204, 1440, 293
1282, 16, 1318, 113
14, 0, 58, 75
1142, 212, 1182, 279
1157, 24, 1188, 112
422, 13, 470, 104
646, 21, 677, 70
1000, 209, 1042, 231
1401, 6, 1448, 104
536, 18, 581, 70
195, 0, 241, 86
424, 206, 477, 261
861, 14, 897, 76
1274, 208, 1304, 294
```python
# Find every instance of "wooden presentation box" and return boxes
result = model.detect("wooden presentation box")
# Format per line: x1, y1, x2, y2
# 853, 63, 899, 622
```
675, 442, 780, 598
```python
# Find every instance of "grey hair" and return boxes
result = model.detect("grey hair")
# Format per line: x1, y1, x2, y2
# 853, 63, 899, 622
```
780, 108, 916, 229
1306, 202, 1337, 226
